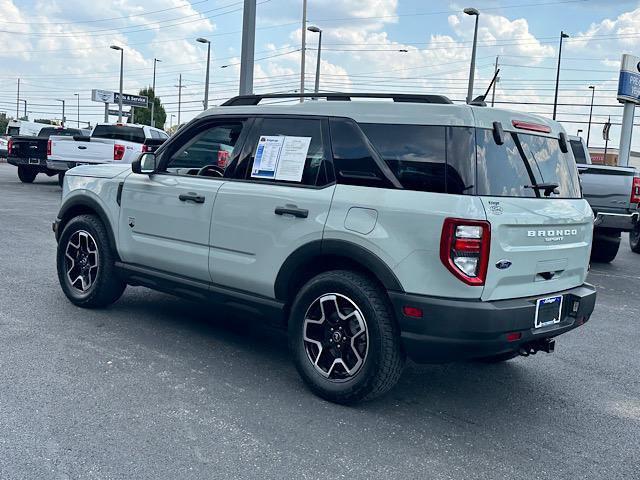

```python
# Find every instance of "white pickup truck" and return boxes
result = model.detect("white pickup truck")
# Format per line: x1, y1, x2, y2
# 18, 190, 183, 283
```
47, 123, 168, 173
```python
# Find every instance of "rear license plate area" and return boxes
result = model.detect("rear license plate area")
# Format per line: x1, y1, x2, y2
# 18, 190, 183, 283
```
29, 158, 40, 165
535, 295, 563, 328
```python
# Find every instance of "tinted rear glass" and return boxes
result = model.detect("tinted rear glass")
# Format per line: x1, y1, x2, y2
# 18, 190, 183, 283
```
38, 128, 81, 138
570, 139, 587, 164
360, 123, 475, 194
92, 125, 145, 143
476, 129, 581, 199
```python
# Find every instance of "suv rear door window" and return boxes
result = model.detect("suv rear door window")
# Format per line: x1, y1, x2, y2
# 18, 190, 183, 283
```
92, 125, 146, 143
570, 139, 587, 164
476, 129, 581, 199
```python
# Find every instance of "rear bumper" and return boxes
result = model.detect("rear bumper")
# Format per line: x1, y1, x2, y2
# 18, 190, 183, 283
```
594, 211, 639, 231
389, 283, 596, 363
7, 156, 48, 168
47, 160, 79, 172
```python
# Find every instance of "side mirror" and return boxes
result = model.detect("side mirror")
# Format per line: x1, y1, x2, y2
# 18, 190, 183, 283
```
132, 152, 157, 174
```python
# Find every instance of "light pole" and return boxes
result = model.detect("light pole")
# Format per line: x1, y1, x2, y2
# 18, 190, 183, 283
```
552, 31, 569, 120
110, 45, 124, 123
56, 99, 65, 127
74, 93, 80, 127
307, 26, 322, 95
239, 0, 256, 95
196, 38, 211, 110
170, 114, 176, 131
587, 85, 595, 147
300, 0, 307, 102
464, 7, 480, 104
151, 58, 161, 127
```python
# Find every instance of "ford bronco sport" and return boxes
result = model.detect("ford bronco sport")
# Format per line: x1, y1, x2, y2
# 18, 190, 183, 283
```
53, 93, 597, 404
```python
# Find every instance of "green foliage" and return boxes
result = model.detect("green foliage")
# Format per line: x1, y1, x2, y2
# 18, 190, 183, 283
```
132, 87, 166, 129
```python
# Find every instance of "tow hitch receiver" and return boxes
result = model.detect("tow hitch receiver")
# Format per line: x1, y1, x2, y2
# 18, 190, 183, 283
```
519, 338, 555, 357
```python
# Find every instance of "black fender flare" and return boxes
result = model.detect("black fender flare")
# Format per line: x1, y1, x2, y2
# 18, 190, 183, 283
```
56, 196, 119, 257
274, 239, 404, 301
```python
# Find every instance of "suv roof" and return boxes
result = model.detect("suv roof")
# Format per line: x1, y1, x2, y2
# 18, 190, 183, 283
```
200, 93, 565, 137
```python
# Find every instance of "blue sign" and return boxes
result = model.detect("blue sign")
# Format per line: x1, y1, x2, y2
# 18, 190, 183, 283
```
617, 70, 640, 104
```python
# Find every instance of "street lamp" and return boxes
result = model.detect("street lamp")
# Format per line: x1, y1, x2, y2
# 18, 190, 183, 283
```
150, 58, 161, 127
110, 45, 124, 123
464, 7, 480, 104
56, 99, 65, 127
552, 31, 570, 120
196, 38, 211, 110
307, 26, 322, 96
587, 85, 595, 147
74, 93, 80, 127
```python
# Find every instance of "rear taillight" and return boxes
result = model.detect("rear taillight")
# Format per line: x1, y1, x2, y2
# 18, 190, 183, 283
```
631, 177, 640, 204
440, 218, 491, 286
7, 139, 12, 155
114, 144, 125, 161
47, 139, 52, 156
141, 144, 150, 153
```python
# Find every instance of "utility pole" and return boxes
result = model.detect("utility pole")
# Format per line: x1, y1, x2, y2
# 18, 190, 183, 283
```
553, 31, 569, 120
300, 0, 307, 102
175, 74, 184, 127
74, 93, 80, 127
491, 56, 499, 107
151, 58, 161, 127
20, 100, 26, 119
16, 78, 20, 119
239, 0, 256, 95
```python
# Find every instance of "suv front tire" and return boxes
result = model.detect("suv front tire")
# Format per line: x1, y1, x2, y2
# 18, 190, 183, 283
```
289, 270, 405, 404
56, 214, 126, 308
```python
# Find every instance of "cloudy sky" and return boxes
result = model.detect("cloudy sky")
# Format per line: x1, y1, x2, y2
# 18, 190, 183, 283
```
1, 0, 640, 148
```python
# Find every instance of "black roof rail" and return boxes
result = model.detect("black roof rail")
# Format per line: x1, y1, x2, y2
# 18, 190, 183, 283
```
221, 92, 453, 106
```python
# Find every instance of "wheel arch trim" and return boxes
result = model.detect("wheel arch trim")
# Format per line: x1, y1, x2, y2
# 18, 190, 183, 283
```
274, 239, 404, 301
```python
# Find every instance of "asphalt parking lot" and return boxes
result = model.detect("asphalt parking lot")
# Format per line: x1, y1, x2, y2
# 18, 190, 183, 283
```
0, 162, 638, 480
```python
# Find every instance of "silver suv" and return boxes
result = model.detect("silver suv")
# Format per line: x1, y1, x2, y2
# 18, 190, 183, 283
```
53, 93, 597, 404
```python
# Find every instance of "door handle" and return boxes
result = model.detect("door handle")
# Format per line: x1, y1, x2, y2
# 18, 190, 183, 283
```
179, 192, 205, 204
275, 205, 308, 218
78, 145, 87, 150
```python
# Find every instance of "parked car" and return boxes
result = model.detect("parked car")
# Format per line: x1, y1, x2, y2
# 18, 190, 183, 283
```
0, 137, 8, 158
47, 123, 168, 174
569, 136, 639, 262
53, 93, 597, 404
7, 126, 89, 184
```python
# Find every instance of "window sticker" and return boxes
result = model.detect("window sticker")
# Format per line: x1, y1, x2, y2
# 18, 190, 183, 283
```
251, 135, 312, 182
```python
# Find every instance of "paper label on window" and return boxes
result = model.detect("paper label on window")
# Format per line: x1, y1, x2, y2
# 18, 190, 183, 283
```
251, 135, 311, 182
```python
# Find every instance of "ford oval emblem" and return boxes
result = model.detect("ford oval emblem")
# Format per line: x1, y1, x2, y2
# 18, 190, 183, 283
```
496, 259, 512, 270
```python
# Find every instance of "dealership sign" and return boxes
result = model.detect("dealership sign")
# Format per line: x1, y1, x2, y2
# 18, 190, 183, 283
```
91, 89, 148, 108
108, 109, 131, 118
617, 54, 640, 104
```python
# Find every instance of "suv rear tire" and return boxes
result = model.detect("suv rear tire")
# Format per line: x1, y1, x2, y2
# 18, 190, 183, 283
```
17, 166, 37, 183
56, 214, 126, 308
289, 270, 405, 404
590, 230, 621, 263
58, 172, 65, 187
630, 224, 640, 254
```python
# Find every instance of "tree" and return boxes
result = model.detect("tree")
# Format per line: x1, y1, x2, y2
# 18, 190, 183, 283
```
132, 87, 166, 129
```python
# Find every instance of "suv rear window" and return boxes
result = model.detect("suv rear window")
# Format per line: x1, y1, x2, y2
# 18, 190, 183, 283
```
92, 125, 145, 143
476, 129, 581, 199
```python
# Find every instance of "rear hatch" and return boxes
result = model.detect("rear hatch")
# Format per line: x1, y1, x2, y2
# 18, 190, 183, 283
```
577, 164, 636, 213
474, 124, 592, 301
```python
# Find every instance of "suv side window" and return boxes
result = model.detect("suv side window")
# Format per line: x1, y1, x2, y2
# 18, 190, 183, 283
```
238, 117, 328, 186
163, 121, 246, 175
329, 118, 395, 189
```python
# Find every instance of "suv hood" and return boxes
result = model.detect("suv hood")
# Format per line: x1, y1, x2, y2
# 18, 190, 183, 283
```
66, 164, 131, 179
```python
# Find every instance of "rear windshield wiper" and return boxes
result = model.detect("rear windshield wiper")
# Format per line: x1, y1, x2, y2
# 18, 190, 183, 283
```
525, 183, 559, 197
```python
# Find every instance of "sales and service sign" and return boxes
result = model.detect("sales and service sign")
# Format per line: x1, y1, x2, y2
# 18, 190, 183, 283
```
617, 54, 640, 104
91, 89, 148, 108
